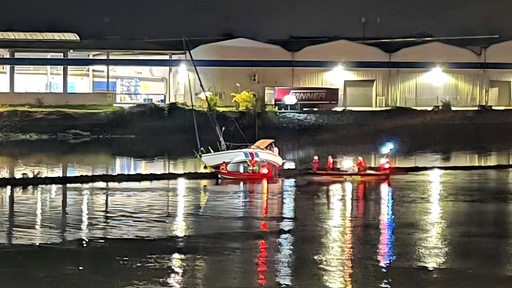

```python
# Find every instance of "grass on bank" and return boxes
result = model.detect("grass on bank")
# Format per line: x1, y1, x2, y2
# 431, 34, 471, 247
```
0, 104, 122, 113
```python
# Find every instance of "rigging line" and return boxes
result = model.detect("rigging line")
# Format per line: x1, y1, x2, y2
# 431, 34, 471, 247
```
231, 117, 249, 144
186, 63, 201, 153
182, 38, 218, 151
183, 37, 227, 151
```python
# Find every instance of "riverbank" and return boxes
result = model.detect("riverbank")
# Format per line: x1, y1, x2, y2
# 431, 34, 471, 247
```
1, 104, 512, 155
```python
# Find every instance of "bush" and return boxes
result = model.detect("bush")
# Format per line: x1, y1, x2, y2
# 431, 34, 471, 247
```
231, 90, 256, 111
440, 99, 452, 110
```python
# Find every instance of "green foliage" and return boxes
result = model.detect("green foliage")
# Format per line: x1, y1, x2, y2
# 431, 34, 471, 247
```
231, 90, 256, 111
440, 99, 452, 110
205, 93, 219, 110
198, 92, 220, 111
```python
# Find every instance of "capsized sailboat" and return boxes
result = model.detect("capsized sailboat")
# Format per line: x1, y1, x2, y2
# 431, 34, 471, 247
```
182, 38, 283, 173
216, 157, 277, 180
200, 139, 283, 169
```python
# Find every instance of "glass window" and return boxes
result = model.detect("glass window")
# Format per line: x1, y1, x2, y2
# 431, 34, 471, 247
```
68, 50, 99, 93
0, 49, 9, 92
111, 66, 166, 104
14, 52, 63, 93
108, 53, 169, 104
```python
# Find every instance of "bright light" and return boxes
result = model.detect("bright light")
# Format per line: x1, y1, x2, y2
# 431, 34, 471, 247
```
423, 66, 449, 86
341, 158, 355, 169
173, 177, 187, 237
327, 64, 353, 85
283, 94, 297, 105
177, 63, 188, 84
198, 91, 212, 99
283, 160, 296, 170
380, 142, 395, 154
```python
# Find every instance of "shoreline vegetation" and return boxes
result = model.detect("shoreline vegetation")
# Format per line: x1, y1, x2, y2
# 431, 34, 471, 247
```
1, 104, 512, 156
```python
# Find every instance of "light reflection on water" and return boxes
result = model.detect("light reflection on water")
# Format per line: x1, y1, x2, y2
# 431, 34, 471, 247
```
378, 181, 395, 268
0, 160, 512, 286
318, 182, 354, 288
0, 155, 210, 178
416, 169, 448, 269
0, 149, 512, 179
283, 147, 512, 170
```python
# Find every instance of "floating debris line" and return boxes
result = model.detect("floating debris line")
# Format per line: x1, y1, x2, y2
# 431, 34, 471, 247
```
0, 172, 219, 187
1, 164, 511, 187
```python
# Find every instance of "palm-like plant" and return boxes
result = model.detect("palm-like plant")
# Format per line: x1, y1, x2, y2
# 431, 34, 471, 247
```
231, 90, 256, 111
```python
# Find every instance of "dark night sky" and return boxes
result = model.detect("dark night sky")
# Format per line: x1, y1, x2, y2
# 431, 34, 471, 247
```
0, 0, 509, 44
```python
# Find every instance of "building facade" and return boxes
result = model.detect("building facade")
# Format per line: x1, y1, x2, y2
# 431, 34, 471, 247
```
1, 36, 512, 110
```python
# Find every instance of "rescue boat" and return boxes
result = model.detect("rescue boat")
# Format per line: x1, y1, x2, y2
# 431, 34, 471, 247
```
307, 154, 392, 180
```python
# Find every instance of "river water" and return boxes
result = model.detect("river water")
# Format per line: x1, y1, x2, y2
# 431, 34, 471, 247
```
0, 140, 511, 287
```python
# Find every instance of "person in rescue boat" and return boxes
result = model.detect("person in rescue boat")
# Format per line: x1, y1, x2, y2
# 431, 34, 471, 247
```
312, 155, 319, 172
357, 156, 367, 172
327, 155, 334, 171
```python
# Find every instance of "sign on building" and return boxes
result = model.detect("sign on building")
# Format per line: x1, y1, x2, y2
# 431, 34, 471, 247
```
274, 87, 339, 110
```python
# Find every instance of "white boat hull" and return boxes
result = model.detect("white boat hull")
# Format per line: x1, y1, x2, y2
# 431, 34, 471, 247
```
201, 149, 283, 168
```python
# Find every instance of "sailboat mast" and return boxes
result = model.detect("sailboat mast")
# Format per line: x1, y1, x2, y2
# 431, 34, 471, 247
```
187, 68, 202, 154
183, 38, 227, 151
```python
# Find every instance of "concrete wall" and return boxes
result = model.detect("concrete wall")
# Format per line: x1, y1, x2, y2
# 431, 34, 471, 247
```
0, 92, 114, 106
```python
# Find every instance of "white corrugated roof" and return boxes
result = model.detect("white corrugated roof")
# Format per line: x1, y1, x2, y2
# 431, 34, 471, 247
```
0, 32, 80, 41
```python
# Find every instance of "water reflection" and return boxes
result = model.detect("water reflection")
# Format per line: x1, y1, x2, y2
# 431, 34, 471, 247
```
0, 155, 210, 178
1, 168, 512, 287
276, 179, 295, 286
165, 253, 185, 287
283, 147, 512, 170
416, 169, 448, 269
319, 182, 354, 287
1, 149, 512, 180
378, 181, 395, 268
173, 178, 187, 237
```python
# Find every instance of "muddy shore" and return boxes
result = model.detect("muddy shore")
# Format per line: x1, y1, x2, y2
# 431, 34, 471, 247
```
1, 105, 512, 156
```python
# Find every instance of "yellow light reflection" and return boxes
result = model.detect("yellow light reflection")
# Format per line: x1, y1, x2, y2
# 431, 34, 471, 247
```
173, 177, 187, 237
320, 182, 353, 288
199, 184, 208, 211
262, 179, 268, 217
329, 183, 343, 226
342, 182, 353, 284
276, 179, 295, 286
417, 169, 447, 269
35, 187, 42, 245
81, 189, 89, 242
165, 253, 185, 287
50, 185, 57, 198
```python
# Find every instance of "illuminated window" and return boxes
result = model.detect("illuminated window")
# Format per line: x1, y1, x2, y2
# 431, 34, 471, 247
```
0, 49, 9, 92
14, 52, 63, 93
